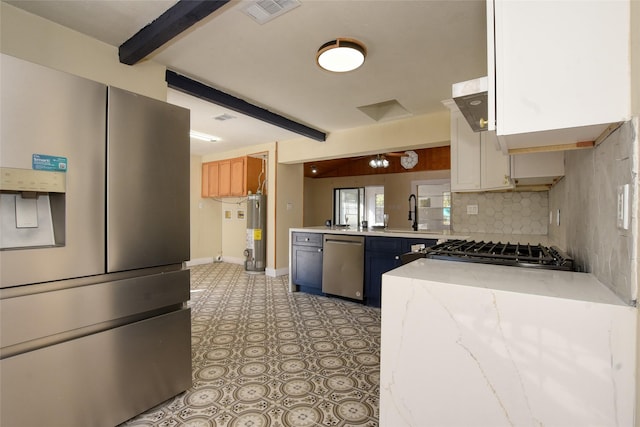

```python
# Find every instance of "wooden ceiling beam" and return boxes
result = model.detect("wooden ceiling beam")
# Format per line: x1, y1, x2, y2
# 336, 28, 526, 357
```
119, 0, 230, 65
166, 70, 327, 142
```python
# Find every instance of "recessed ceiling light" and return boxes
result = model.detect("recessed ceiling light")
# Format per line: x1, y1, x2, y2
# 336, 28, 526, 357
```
316, 38, 366, 73
190, 130, 219, 142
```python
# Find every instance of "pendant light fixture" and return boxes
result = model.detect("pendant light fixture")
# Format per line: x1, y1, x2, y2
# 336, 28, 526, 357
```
316, 38, 367, 73
369, 154, 389, 168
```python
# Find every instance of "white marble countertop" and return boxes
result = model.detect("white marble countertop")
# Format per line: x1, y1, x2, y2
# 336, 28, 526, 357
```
380, 258, 635, 427
387, 257, 626, 305
289, 227, 554, 246
289, 226, 469, 241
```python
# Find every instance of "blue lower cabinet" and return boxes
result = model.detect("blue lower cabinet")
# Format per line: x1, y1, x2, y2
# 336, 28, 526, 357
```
292, 233, 437, 304
364, 237, 402, 308
292, 233, 323, 295
364, 236, 437, 308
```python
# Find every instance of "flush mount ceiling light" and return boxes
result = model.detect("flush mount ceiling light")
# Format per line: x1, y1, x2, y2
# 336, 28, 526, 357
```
189, 130, 219, 142
369, 154, 389, 169
310, 165, 318, 174
316, 38, 367, 73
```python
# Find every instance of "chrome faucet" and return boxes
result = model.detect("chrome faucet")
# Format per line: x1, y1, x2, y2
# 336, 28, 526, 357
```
408, 194, 418, 231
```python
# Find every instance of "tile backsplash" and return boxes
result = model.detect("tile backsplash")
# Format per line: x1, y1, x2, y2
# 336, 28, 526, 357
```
549, 118, 638, 304
452, 191, 548, 235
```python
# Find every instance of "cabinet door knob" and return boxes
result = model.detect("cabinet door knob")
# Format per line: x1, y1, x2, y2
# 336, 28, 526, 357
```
318, 248, 322, 252
305, 238, 309, 241
479, 118, 488, 128
394, 256, 399, 260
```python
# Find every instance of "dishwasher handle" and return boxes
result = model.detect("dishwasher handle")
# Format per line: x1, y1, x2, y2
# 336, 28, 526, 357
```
324, 238, 363, 246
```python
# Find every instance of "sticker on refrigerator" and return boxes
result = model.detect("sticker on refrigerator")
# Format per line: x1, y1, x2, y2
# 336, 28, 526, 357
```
32, 154, 67, 172
253, 229, 262, 240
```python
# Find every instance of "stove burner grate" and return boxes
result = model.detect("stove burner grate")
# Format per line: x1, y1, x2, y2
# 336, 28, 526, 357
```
420, 239, 575, 271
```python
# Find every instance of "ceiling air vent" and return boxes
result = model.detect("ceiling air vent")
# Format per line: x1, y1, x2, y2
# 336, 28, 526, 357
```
242, 0, 300, 24
214, 113, 236, 121
357, 100, 412, 122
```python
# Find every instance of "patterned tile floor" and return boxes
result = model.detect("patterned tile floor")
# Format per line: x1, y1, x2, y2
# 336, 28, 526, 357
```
120, 262, 381, 427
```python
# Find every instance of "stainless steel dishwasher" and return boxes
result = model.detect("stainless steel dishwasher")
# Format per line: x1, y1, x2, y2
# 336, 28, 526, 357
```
322, 234, 365, 300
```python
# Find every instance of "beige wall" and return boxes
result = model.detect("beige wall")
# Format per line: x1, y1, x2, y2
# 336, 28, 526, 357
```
275, 162, 304, 273
278, 110, 450, 164
632, 0, 639, 116
0, 3, 167, 101
220, 197, 250, 263
190, 155, 221, 261
201, 143, 281, 272
304, 170, 451, 229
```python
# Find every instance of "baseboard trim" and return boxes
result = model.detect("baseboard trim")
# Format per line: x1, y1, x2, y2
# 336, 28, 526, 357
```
185, 257, 214, 267
265, 267, 289, 277
187, 258, 288, 278
223, 256, 244, 265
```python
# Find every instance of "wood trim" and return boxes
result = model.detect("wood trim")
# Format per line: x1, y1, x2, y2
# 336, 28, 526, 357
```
507, 141, 594, 155
304, 146, 450, 178
594, 122, 624, 146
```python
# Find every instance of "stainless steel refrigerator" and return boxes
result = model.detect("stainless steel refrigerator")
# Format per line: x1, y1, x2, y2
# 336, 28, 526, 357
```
0, 54, 192, 426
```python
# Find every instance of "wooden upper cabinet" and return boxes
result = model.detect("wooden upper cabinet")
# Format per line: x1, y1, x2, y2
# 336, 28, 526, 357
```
201, 156, 266, 198
201, 162, 220, 197
245, 156, 264, 195
229, 157, 245, 196
218, 160, 231, 196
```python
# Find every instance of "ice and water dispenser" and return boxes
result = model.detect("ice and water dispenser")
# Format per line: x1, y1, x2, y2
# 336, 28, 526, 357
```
0, 167, 66, 250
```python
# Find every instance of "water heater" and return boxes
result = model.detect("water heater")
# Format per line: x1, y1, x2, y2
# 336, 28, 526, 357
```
244, 193, 266, 273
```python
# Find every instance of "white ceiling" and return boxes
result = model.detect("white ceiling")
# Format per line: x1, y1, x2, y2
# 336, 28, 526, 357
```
5, 0, 488, 157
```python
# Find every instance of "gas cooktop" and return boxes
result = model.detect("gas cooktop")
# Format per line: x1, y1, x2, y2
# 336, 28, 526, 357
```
403, 239, 575, 271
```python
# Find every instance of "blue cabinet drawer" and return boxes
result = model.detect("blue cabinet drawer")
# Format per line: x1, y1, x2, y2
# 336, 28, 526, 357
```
292, 232, 323, 247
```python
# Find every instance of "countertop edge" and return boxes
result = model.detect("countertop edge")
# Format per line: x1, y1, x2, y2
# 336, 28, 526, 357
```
384, 258, 629, 307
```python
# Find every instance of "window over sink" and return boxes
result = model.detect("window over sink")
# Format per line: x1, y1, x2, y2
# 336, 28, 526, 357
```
413, 179, 451, 231
333, 186, 385, 227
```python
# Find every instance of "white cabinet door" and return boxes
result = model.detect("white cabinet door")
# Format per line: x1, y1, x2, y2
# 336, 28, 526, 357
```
450, 109, 481, 192
450, 107, 512, 192
490, 0, 630, 148
481, 131, 511, 191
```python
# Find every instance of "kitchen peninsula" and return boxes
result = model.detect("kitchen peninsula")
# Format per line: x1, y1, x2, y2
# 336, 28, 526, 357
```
288, 226, 558, 305
380, 258, 636, 426
289, 227, 469, 306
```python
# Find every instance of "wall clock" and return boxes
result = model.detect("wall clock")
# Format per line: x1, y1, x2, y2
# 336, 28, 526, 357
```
401, 150, 418, 169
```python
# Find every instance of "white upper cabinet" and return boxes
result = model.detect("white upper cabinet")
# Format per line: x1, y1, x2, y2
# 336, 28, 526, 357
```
488, 0, 631, 152
510, 151, 565, 187
448, 103, 512, 192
